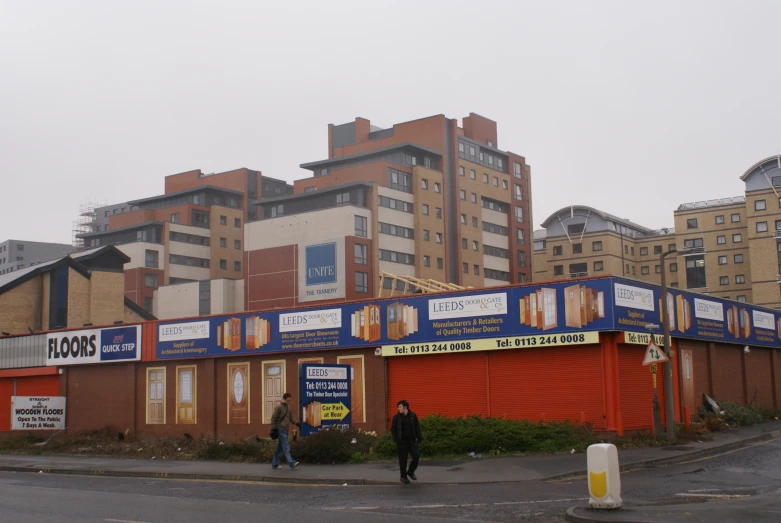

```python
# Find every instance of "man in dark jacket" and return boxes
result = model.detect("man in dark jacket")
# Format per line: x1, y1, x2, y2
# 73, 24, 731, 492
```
391, 399, 422, 484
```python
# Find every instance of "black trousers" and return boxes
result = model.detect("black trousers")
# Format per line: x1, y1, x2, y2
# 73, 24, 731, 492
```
397, 440, 420, 478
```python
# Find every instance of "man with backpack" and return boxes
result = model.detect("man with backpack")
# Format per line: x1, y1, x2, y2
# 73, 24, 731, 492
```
391, 399, 422, 484
271, 392, 302, 469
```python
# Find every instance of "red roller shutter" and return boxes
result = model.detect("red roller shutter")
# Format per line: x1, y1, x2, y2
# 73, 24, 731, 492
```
0, 379, 13, 431
618, 345, 667, 430
15, 376, 60, 396
488, 346, 605, 430
387, 352, 489, 423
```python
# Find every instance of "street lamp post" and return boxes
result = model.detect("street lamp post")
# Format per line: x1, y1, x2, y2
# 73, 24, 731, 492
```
659, 247, 695, 441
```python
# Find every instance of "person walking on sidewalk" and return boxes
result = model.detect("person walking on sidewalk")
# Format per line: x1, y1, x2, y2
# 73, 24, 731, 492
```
271, 393, 302, 470
391, 399, 422, 484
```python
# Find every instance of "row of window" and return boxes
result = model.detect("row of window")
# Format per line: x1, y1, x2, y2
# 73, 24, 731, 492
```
217, 238, 242, 250
457, 139, 507, 173
378, 195, 414, 213
688, 213, 741, 228
457, 166, 519, 196
484, 268, 510, 282
169, 231, 210, 246
755, 220, 781, 233
483, 244, 509, 259
422, 256, 445, 270
483, 221, 509, 236
420, 178, 441, 193
720, 275, 746, 285
379, 249, 415, 265
389, 169, 412, 193
378, 221, 414, 239
421, 204, 442, 218
169, 254, 210, 268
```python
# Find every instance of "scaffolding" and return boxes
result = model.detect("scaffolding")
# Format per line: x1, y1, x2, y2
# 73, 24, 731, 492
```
377, 271, 470, 298
71, 199, 103, 249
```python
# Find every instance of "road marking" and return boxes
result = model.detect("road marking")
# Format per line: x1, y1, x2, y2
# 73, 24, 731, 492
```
675, 439, 777, 465
105, 519, 151, 523
329, 497, 587, 511
675, 493, 750, 499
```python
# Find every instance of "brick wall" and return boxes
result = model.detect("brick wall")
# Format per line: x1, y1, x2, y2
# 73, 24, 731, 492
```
712, 344, 745, 404
0, 277, 43, 334
89, 271, 125, 326
66, 268, 91, 327
745, 347, 775, 409
65, 364, 136, 435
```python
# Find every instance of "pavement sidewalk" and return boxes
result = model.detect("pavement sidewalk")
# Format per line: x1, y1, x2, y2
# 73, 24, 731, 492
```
1, 420, 780, 486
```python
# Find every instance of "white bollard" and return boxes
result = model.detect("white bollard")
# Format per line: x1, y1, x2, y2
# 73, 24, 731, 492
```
586, 443, 622, 509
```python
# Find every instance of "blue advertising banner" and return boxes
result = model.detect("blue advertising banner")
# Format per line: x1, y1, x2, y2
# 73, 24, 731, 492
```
305, 243, 337, 286
47, 325, 142, 366
154, 277, 781, 360
299, 363, 351, 436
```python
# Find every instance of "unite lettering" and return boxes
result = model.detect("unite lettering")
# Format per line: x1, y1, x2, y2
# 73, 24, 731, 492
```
308, 266, 335, 278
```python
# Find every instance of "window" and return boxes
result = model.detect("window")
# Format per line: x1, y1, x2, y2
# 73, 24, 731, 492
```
655, 265, 661, 274
423, 255, 430, 267
654, 246, 663, 254
484, 268, 510, 281
355, 272, 368, 293
734, 254, 743, 263
482, 222, 509, 235
144, 274, 159, 289
687, 218, 698, 229
171, 212, 180, 223
757, 221, 768, 233
434, 182, 441, 193
668, 243, 676, 251
641, 266, 649, 275
474, 264, 480, 275
502, 180, 508, 190
514, 184, 523, 201
517, 250, 526, 266
270, 204, 284, 218
717, 235, 726, 245
733, 233, 742, 243
355, 215, 367, 237
720, 276, 729, 285
436, 232, 443, 244
737, 295, 746, 303
624, 245, 629, 254
731, 213, 740, 223
777, 220, 781, 231
423, 230, 430, 241
573, 243, 582, 254
670, 283, 679, 288
220, 237, 227, 247
462, 238, 468, 249
459, 166, 465, 176
735, 274, 745, 284
220, 215, 227, 225
421, 179, 428, 190
460, 213, 467, 224
354, 244, 367, 265
437, 258, 444, 269
234, 240, 241, 250
388, 169, 412, 193
462, 262, 468, 273
515, 206, 524, 223
422, 204, 429, 215
631, 266, 636, 275
670, 263, 678, 272
755, 200, 766, 211
378, 249, 414, 265
234, 261, 241, 272
459, 142, 465, 153
145, 250, 158, 268
594, 261, 604, 272
553, 245, 563, 256
640, 247, 648, 256
472, 240, 479, 251
593, 241, 603, 252
493, 177, 499, 187
685, 255, 706, 288
684, 238, 704, 248
234, 218, 241, 228
460, 189, 466, 200
483, 173, 489, 183
514, 162, 522, 178
631, 247, 635, 255
435, 207, 442, 219
220, 259, 227, 269
470, 169, 476, 180
144, 297, 153, 313
472, 217, 478, 227
517, 229, 525, 244
471, 193, 477, 203
715, 215, 724, 224
718, 256, 727, 265
554, 265, 564, 276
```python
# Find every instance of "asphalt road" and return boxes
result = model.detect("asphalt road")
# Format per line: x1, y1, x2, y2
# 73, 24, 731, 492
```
0, 437, 779, 522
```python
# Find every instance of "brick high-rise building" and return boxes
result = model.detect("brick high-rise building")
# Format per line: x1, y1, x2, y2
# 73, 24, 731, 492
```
244, 113, 533, 309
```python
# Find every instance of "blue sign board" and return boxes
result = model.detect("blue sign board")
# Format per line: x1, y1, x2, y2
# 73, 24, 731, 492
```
298, 363, 351, 436
154, 277, 781, 360
99, 326, 140, 362
305, 243, 337, 286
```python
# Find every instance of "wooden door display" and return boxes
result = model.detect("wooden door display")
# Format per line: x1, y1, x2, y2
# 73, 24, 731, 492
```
529, 292, 538, 328
680, 348, 696, 416
541, 287, 558, 330
147, 368, 164, 424
244, 316, 271, 349
338, 356, 365, 423
176, 366, 196, 424
727, 306, 739, 338
740, 309, 751, 338
387, 302, 415, 340
305, 401, 322, 427
228, 363, 249, 424
564, 285, 581, 328
676, 296, 691, 333
561, 285, 602, 329
659, 294, 676, 331
597, 291, 605, 319
263, 362, 284, 425
216, 317, 253, 351
777, 317, 781, 339
351, 305, 381, 342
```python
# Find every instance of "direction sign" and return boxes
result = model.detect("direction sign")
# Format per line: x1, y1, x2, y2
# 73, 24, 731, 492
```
642, 339, 669, 366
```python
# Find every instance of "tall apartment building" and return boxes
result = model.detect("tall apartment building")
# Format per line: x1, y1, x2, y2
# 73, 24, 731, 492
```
0, 240, 75, 275
79, 168, 289, 313
244, 113, 533, 309
533, 206, 678, 286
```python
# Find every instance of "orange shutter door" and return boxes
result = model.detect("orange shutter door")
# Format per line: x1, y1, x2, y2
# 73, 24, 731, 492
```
488, 346, 605, 430
618, 346, 667, 430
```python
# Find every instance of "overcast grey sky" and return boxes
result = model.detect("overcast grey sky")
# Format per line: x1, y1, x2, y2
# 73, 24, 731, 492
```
1, 1, 779, 244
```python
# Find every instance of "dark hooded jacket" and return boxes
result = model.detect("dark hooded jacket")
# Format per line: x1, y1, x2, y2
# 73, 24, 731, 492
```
391, 410, 422, 443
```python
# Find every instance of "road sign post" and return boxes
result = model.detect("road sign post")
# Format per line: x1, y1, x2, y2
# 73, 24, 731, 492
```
642, 337, 668, 439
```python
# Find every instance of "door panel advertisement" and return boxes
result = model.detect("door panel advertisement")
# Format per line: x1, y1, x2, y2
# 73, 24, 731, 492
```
298, 363, 351, 436
154, 277, 781, 361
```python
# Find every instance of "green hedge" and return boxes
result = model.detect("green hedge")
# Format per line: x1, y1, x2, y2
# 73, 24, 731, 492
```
374, 415, 595, 458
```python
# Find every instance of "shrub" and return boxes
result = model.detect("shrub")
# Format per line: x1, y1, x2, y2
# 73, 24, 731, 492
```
721, 401, 763, 427
290, 428, 375, 464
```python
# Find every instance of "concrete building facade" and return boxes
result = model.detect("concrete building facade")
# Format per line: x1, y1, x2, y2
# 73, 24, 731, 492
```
0, 240, 75, 275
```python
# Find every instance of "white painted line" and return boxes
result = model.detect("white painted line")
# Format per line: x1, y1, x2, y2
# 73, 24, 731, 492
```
675, 493, 750, 499
495, 498, 586, 506
351, 507, 379, 510
105, 519, 151, 523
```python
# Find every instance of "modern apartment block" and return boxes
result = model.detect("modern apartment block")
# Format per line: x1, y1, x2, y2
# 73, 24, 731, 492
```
78, 168, 288, 313
534, 156, 781, 309
0, 240, 75, 275
533, 206, 678, 286
244, 113, 533, 309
